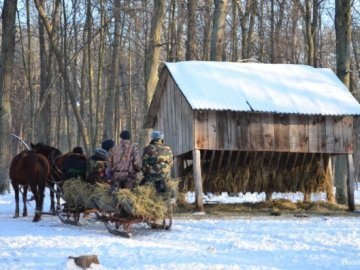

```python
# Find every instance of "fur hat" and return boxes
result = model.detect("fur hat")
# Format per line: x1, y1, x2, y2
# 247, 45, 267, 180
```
151, 130, 164, 141
101, 139, 115, 152
72, 146, 84, 154
120, 130, 131, 140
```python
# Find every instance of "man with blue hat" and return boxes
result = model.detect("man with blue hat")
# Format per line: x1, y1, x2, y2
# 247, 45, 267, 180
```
141, 130, 173, 193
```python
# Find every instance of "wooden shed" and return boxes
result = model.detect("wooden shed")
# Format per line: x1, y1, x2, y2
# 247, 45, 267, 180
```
144, 61, 360, 211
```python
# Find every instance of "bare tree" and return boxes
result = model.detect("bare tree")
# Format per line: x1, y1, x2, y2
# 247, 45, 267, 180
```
210, 0, 228, 61
0, 0, 18, 192
334, 0, 352, 205
186, 0, 198, 60
145, 0, 166, 107
34, 0, 91, 153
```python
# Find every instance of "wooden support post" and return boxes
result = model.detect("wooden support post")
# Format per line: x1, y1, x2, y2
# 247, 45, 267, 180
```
346, 154, 355, 211
174, 156, 183, 178
201, 150, 208, 166
193, 149, 204, 212
224, 151, 233, 176
303, 153, 315, 203
216, 150, 224, 175
323, 154, 335, 203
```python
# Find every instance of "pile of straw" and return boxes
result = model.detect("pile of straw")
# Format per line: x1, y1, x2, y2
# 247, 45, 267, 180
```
62, 178, 96, 209
62, 178, 178, 220
180, 152, 331, 195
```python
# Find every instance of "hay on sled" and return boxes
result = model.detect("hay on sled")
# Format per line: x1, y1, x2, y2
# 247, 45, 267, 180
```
62, 178, 178, 220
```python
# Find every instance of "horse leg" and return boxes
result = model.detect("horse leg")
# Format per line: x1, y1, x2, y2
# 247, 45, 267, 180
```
31, 184, 41, 222
12, 183, 20, 218
39, 182, 46, 214
22, 186, 28, 217
48, 182, 56, 213
56, 185, 61, 211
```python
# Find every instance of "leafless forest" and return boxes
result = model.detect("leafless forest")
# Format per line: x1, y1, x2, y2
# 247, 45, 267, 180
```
1, 0, 360, 195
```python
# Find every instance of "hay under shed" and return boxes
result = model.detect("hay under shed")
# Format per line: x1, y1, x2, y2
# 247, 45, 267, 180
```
180, 152, 332, 195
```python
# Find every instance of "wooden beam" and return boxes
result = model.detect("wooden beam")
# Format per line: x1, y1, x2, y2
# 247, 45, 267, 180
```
208, 150, 216, 177
346, 154, 355, 211
216, 150, 224, 175
225, 151, 233, 171
303, 153, 315, 202
174, 156, 183, 178
323, 154, 335, 203
193, 150, 204, 212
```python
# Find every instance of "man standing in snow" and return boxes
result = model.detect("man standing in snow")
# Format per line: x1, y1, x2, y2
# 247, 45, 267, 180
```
141, 130, 173, 193
107, 130, 141, 189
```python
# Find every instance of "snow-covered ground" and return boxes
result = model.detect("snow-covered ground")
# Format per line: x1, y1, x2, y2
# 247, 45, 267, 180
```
1, 189, 360, 270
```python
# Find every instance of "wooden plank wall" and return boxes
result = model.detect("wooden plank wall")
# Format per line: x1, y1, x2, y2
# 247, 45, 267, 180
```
152, 76, 354, 155
194, 111, 354, 154
154, 77, 194, 156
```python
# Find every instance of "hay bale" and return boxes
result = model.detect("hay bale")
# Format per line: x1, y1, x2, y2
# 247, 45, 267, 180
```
62, 177, 178, 220
112, 185, 167, 219
197, 152, 329, 196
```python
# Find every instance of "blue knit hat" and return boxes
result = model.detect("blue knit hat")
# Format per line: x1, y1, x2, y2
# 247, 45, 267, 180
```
151, 130, 164, 141
94, 148, 108, 160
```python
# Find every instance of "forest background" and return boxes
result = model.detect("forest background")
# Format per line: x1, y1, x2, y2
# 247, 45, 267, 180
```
0, 0, 359, 206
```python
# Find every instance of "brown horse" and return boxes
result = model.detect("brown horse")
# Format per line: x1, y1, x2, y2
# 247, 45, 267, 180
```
9, 150, 50, 222
55, 152, 87, 181
30, 142, 62, 213
30, 143, 87, 210
52, 152, 87, 208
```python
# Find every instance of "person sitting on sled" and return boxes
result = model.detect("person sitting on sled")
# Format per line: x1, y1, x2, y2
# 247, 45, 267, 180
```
107, 130, 141, 189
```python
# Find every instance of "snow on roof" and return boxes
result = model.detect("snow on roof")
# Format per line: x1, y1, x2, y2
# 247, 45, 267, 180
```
165, 61, 360, 115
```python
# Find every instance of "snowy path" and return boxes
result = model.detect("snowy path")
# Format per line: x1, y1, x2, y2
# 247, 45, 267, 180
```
1, 191, 360, 270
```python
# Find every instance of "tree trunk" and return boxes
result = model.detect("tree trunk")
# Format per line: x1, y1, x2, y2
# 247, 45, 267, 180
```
305, 0, 314, 66
202, 0, 212, 60
26, 0, 35, 143
85, 0, 95, 147
237, 0, 252, 60
0, 0, 17, 192
104, 0, 121, 141
270, 0, 275, 63
37, 0, 52, 144
186, 0, 197, 60
143, 0, 166, 145
334, 0, 352, 205
230, 0, 238, 61
274, 0, 285, 63
210, 0, 228, 61
167, 0, 176, 61
34, 0, 90, 153
144, 0, 165, 107
94, 0, 105, 148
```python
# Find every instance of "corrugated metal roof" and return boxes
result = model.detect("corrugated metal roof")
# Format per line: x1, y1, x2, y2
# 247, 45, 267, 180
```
165, 61, 360, 115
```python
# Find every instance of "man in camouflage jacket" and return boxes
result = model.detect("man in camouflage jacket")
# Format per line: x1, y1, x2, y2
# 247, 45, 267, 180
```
107, 130, 141, 189
142, 130, 173, 193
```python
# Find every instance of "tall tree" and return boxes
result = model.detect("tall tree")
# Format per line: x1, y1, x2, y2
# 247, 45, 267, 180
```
37, 0, 54, 144
0, 0, 18, 192
143, 0, 166, 144
144, 0, 166, 108
210, 0, 227, 61
186, 0, 197, 60
334, 0, 352, 205
104, 0, 121, 141
34, 0, 91, 153
237, 0, 254, 60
